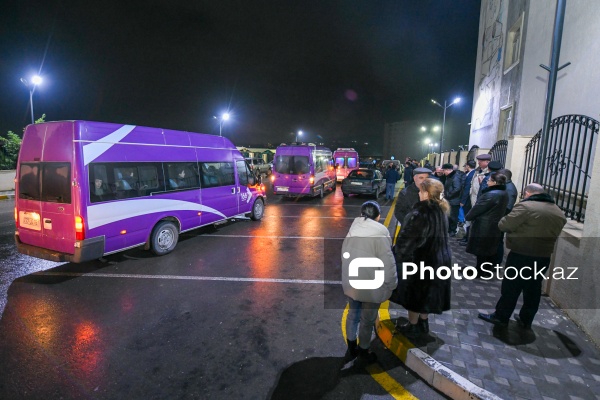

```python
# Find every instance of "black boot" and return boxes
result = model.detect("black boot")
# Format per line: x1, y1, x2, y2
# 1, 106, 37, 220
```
396, 321, 423, 339
358, 347, 377, 364
346, 339, 358, 359
418, 318, 429, 334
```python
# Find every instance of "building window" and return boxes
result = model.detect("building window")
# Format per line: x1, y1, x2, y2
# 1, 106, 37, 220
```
504, 14, 523, 72
498, 105, 513, 140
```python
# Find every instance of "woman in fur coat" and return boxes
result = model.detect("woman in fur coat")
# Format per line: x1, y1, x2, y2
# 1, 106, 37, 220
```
391, 178, 452, 338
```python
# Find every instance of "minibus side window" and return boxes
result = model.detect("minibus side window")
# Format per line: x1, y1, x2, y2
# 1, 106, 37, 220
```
90, 164, 114, 203
41, 163, 71, 204
166, 162, 200, 190
315, 156, 325, 173
19, 163, 41, 200
236, 160, 251, 186
200, 162, 235, 188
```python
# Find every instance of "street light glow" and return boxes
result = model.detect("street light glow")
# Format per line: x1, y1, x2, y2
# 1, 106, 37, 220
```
421, 126, 426, 132
430, 97, 461, 163
222, 112, 230, 121
31, 75, 43, 85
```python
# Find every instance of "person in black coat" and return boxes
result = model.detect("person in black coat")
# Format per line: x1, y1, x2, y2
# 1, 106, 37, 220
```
494, 168, 519, 264
391, 178, 452, 339
442, 163, 465, 237
465, 172, 509, 275
394, 168, 431, 228
403, 162, 414, 186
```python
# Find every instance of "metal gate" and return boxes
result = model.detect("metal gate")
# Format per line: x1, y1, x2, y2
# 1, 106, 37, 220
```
488, 140, 508, 166
522, 115, 598, 222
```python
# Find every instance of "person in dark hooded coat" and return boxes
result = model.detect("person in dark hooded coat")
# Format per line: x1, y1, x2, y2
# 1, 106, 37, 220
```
391, 178, 452, 338
465, 172, 509, 275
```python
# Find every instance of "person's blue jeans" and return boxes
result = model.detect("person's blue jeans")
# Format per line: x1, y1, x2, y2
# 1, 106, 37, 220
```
346, 298, 380, 350
386, 183, 396, 199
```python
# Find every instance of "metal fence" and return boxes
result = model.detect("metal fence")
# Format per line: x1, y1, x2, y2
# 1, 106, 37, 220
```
466, 145, 479, 161
522, 114, 598, 222
488, 140, 508, 166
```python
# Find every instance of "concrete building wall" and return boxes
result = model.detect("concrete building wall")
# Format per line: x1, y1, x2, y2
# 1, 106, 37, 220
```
470, 0, 600, 346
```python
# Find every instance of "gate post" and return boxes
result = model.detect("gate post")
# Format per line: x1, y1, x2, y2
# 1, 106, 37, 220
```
506, 136, 534, 197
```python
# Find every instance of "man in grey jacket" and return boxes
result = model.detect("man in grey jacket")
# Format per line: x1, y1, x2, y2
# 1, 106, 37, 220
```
478, 184, 566, 329
342, 201, 398, 363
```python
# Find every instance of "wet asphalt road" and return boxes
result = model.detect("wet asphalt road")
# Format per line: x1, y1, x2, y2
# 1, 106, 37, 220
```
0, 183, 446, 399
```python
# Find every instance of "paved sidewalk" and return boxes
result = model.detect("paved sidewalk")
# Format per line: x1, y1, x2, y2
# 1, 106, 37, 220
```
377, 237, 600, 399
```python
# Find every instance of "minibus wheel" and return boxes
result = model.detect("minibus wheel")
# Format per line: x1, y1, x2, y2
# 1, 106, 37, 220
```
320, 185, 325, 198
151, 221, 179, 255
251, 198, 264, 221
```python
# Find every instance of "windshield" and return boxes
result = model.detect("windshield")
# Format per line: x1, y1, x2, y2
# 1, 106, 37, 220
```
275, 155, 310, 174
348, 170, 373, 180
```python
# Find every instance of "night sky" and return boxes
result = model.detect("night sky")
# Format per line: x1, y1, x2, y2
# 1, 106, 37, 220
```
1, 0, 481, 153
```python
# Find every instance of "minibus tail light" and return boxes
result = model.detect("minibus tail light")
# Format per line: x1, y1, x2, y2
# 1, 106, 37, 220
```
75, 216, 85, 240
309, 175, 315, 185
14, 207, 17, 224
270, 175, 275, 183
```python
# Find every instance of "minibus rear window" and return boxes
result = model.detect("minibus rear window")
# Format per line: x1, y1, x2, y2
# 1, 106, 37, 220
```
19, 162, 71, 203
347, 157, 357, 168
19, 164, 41, 200
41, 163, 71, 203
275, 156, 309, 174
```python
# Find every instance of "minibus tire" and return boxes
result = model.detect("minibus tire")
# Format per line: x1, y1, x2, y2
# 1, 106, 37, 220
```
151, 221, 179, 255
320, 185, 325, 198
251, 198, 265, 221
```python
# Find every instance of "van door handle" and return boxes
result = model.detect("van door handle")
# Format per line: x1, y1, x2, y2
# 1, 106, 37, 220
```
237, 187, 240, 193
231, 187, 236, 194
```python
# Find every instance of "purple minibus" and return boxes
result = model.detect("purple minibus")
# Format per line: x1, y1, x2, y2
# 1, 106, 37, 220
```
333, 148, 359, 182
270, 143, 336, 197
14, 121, 266, 263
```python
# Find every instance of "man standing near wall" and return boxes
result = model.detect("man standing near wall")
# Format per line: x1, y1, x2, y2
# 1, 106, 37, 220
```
384, 162, 401, 201
458, 160, 476, 244
442, 163, 464, 237
478, 183, 567, 329
470, 154, 491, 207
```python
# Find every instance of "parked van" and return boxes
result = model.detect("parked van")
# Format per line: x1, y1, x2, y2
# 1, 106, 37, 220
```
333, 148, 360, 182
14, 120, 266, 263
271, 143, 336, 197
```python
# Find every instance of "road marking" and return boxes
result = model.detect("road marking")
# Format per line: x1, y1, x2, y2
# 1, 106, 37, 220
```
32, 271, 342, 285
201, 234, 345, 240
267, 215, 356, 219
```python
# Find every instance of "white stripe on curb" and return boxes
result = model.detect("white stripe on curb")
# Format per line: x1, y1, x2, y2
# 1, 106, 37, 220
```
405, 348, 503, 400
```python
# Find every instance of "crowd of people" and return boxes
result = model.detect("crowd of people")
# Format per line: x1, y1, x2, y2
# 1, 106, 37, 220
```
341, 154, 566, 365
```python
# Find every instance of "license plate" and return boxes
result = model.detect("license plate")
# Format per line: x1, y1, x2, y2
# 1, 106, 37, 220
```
20, 211, 41, 231
276, 186, 289, 192
350, 182, 363, 186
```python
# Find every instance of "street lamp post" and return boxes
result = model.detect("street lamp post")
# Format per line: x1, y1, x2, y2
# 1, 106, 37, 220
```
296, 130, 303, 142
431, 97, 460, 164
20, 75, 42, 125
214, 112, 230, 136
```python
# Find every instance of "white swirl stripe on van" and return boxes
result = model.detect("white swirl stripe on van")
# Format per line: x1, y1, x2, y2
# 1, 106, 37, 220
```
87, 198, 226, 229
83, 124, 136, 166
